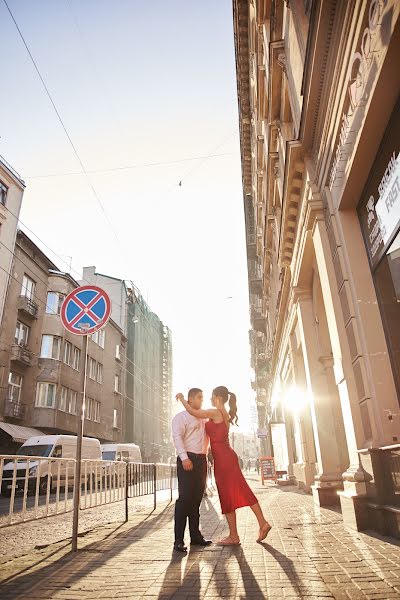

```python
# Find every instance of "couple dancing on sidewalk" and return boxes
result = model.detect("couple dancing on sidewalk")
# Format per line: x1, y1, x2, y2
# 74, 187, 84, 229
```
172, 386, 272, 553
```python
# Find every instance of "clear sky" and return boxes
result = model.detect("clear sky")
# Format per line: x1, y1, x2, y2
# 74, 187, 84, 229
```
0, 0, 256, 431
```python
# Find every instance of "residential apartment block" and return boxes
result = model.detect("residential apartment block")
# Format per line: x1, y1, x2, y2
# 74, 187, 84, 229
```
82, 267, 174, 463
0, 231, 126, 453
0, 156, 25, 326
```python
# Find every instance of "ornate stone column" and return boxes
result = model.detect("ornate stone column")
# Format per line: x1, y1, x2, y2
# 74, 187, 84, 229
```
312, 218, 371, 528
295, 288, 344, 505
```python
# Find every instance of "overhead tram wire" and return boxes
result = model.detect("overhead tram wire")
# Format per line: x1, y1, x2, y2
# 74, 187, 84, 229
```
3, 0, 239, 349
171, 128, 238, 191
25, 152, 234, 180
3, 0, 120, 245
0, 209, 170, 387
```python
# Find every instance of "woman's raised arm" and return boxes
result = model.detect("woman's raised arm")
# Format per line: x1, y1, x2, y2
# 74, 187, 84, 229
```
176, 393, 220, 420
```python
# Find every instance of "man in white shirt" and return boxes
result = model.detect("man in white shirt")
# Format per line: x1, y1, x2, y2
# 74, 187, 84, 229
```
171, 387, 212, 552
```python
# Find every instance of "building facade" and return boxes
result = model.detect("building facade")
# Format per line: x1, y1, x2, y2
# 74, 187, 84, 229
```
234, 0, 399, 533
82, 267, 174, 463
0, 232, 126, 452
0, 156, 25, 327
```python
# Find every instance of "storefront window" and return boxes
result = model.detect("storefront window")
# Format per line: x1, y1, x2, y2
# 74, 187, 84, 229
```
358, 100, 400, 400
374, 231, 400, 393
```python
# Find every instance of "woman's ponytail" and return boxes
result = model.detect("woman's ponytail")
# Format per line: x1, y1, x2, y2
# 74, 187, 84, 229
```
212, 385, 238, 425
228, 392, 238, 426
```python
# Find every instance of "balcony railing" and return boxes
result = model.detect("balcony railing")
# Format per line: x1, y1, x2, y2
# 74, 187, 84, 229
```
17, 296, 38, 319
10, 344, 33, 367
3, 399, 25, 419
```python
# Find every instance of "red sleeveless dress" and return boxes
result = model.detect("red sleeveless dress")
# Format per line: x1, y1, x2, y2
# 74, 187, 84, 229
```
205, 419, 257, 514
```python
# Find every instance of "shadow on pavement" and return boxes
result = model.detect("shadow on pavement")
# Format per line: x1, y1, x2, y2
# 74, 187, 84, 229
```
157, 491, 268, 599
260, 541, 302, 596
0, 503, 174, 598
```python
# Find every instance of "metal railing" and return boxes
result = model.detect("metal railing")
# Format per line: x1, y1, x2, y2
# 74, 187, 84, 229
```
0, 456, 180, 528
0, 454, 76, 526
3, 400, 25, 419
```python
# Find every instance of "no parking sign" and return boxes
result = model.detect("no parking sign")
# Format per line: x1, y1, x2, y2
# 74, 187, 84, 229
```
61, 285, 111, 335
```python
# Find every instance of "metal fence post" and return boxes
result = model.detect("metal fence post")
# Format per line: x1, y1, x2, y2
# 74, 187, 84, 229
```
125, 462, 129, 523
153, 463, 157, 511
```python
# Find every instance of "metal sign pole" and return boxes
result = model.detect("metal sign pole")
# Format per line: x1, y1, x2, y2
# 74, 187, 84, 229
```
60, 284, 111, 552
72, 332, 89, 552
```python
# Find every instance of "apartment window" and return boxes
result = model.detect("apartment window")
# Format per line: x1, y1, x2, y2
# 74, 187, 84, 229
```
40, 335, 61, 360
21, 274, 35, 300
98, 329, 105, 348
64, 341, 72, 365
86, 397, 93, 420
46, 291, 65, 315
113, 408, 118, 429
15, 321, 30, 345
91, 329, 105, 348
114, 374, 121, 393
88, 357, 96, 380
72, 347, 81, 370
94, 401, 101, 423
115, 344, 121, 361
0, 181, 7, 205
96, 362, 103, 384
69, 390, 77, 415
35, 382, 56, 408
59, 386, 68, 412
8, 372, 22, 402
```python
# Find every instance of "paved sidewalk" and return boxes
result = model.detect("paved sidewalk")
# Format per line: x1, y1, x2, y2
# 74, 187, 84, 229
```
0, 477, 399, 599
0, 489, 173, 564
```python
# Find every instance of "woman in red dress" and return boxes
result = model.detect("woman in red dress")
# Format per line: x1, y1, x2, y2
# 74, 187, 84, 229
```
176, 386, 272, 545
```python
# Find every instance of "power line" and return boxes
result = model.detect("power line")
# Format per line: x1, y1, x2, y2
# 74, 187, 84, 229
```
25, 152, 234, 179
0, 201, 172, 357
0, 214, 170, 394
0, 245, 166, 394
171, 129, 238, 191
2, 0, 120, 245
0, 259, 172, 429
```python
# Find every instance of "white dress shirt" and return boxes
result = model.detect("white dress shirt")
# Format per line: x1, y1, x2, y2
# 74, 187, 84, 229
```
172, 410, 209, 461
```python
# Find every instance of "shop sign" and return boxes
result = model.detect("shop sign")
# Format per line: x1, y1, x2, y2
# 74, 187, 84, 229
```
360, 143, 400, 268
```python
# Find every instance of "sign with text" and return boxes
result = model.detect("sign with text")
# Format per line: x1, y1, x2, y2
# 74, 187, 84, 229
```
260, 456, 276, 484
358, 104, 400, 270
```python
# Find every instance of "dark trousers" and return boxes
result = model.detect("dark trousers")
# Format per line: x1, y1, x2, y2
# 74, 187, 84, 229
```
174, 453, 207, 543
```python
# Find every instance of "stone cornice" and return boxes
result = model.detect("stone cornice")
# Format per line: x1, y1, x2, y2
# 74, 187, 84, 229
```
232, 0, 252, 196
290, 285, 312, 305
278, 141, 305, 267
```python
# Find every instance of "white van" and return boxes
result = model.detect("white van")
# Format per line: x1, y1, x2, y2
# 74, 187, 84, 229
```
1, 434, 101, 496
101, 443, 142, 463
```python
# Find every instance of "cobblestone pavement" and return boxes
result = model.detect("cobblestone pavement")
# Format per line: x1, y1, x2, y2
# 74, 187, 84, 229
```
0, 477, 399, 599
0, 489, 173, 563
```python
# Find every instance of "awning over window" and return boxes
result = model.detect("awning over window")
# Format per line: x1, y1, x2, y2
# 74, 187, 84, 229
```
0, 423, 44, 444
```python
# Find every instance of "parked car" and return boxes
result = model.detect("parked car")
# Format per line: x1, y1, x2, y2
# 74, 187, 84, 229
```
1, 434, 101, 496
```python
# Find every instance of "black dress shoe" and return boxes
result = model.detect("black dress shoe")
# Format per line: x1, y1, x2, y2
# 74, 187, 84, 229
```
191, 538, 212, 546
173, 542, 188, 553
